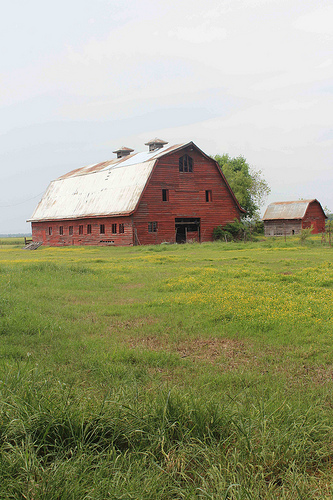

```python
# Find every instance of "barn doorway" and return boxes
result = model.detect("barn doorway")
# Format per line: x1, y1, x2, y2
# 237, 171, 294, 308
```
175, 218, 200, 243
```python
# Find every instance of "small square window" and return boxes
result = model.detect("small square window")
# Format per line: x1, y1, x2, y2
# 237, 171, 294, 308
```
100, 224, 105, 234
59, 226, 63, 235
148, 221, 158, 233
119, 223, 125, 234
162, 189, 169, 201
112, 223, 117, 234
69, 226, 73, 235
205, 190, 212, 202
87, 224, 92, 234
79, 225, 83, 235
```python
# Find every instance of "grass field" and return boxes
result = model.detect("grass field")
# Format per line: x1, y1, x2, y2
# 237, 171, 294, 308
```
1, 238, 333, 499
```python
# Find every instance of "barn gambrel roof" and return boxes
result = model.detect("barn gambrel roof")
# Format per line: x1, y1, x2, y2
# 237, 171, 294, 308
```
262, 200, 326, 221
28, 142, 244, 222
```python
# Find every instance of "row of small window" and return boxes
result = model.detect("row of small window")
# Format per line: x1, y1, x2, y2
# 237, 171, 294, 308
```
162, 189, 212, 202
48, 223, 125, 236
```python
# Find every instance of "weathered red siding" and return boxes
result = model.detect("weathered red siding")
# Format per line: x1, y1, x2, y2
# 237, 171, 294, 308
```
133, 146, 241, 244
302, 201, 326, 233
32, 216, 133, 246
32, 143, 243, 246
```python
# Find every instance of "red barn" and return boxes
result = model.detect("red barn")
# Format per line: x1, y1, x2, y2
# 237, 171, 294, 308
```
262, 199, 327, 237
28, 140, 245, 246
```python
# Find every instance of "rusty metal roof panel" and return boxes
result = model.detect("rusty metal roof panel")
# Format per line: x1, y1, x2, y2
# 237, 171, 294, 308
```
29, 159, 157, 221
28, 143, 192, 222
103, 143, 185, 169
58, 159, 120, 179
262, 200, 316, 220
57, 144, 185, 179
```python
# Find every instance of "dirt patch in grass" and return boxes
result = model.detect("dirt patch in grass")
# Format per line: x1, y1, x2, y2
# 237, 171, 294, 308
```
295, 363, 333, 386
175, 338, 250, 364
126, 335, 252, 366
124, 334, 333, 384
253, 347, 333, 387
126, 334, 169, 350
120, 283, 144, 290
110, 317, 159, 331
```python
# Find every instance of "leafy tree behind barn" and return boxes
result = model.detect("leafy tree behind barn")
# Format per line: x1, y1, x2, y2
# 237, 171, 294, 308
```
214, 154, 270, 218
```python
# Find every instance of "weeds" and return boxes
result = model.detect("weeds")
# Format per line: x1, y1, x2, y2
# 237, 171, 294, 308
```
299, 226, 314, 243
1, 369, 332, 498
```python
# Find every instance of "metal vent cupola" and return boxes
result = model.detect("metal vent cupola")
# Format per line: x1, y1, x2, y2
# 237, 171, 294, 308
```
145, 138, 168, 152
113, 146, 134, 159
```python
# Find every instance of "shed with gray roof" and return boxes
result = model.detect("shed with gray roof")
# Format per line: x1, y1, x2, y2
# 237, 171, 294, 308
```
262, 199, 326, 236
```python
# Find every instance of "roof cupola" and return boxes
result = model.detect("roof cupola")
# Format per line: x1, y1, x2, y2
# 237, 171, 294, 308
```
145, 138, 168, 152
113, 146, 134, 159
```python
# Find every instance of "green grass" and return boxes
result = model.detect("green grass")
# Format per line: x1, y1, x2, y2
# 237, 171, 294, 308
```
0, 238, 333, 498
0, 237, 26, 247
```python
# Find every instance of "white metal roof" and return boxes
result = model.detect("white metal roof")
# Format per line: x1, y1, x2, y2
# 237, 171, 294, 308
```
262, 200, 318, 220
28, 144, 185, 222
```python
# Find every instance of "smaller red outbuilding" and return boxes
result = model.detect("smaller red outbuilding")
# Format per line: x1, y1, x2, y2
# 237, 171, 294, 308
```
262, 199, 327, 237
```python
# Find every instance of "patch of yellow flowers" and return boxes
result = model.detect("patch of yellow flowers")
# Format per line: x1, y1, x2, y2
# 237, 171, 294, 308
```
159, 262, 333, 328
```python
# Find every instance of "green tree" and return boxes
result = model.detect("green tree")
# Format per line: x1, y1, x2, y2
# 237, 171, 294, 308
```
214, 154, 270, 218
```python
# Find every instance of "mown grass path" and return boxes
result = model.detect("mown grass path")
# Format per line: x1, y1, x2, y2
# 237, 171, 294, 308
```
0, 239, 333, 499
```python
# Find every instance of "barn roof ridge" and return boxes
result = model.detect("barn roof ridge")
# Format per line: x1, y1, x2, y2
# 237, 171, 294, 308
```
57, 143, 187, 180
262, 199, 326, 220
268, 199, 316, 205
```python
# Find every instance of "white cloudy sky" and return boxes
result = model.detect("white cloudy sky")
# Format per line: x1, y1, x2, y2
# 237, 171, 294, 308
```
1, 0, 332, 233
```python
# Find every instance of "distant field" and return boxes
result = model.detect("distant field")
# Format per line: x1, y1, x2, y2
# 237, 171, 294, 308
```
0, 238, 333, 499
0, 237, 26, 246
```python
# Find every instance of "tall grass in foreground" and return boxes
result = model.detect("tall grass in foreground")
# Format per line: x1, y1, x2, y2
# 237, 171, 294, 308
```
0, 239, 333, 498
1, 365, 332, 499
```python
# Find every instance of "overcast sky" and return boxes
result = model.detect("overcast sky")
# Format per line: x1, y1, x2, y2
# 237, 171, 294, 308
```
1, 0, 332, 233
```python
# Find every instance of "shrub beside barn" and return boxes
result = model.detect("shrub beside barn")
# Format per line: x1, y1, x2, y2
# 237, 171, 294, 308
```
28, 140, 245, 246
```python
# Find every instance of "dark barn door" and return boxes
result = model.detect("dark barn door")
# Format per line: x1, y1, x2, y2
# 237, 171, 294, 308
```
175, 218, 200, 243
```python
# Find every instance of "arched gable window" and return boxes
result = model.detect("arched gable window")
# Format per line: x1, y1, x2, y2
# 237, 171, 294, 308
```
179, 154, 193, 172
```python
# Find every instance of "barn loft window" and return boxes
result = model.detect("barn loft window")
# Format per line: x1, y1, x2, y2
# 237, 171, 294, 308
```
48, 227, 52, 236
179, 154, 193, 172
87, 224, 92, 234
59, 226, 63, 235
69, 226, 73, 235
79, 225, 83, 235
148, 221, 158, 233
205, 190, 212, 202
162, 189, 169, 201
100, 224, 105, 234
112, 224, 117, 234
119, 223, 125, 234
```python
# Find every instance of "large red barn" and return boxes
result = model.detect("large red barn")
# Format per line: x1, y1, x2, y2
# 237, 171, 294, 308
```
28, 140, 245, 246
